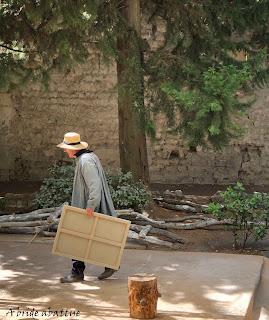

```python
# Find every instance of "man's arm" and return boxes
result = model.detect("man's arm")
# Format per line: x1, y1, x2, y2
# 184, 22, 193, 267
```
82, 161, 102, 216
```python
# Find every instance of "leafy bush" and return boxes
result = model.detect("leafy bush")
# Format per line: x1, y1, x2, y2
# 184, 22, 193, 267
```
207, 182, 269, 249
35, 163, 151, 211
34, 162, 75, 208
106, 171, 151, 211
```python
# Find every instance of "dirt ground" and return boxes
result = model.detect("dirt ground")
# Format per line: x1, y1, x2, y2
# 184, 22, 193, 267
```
147, 203, 269, 257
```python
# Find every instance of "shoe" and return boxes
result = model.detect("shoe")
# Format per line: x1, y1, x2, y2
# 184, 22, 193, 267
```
98, 267, 118, 280
60, 273, 84, 283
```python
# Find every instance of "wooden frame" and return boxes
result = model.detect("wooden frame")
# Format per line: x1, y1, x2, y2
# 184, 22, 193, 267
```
52, 205, 130, 270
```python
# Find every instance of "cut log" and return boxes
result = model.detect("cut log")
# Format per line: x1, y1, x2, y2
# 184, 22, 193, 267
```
128, 274, 160, 319
29, 211, 63, 243
0, 220, 50, 228
133, 218, 232, 230
0, 227, 36, 234
138, 225, 152, 238
162, 215, 206, 223
47, 204, 65, 222
0, 204, 65, 224
130, 224, 185, 243
117, 211, 165, 225
159, 202, 197, 213
0, 208, 57, 223
120, 211, 232, 230
116, 209, 134, 215
128, 230, 181, 249
163, 198, 202, 209
41, 231, 56, 237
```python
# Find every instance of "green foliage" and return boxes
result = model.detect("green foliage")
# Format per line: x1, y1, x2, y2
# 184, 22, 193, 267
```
207, 182, 269, 249
144, 1, 269, 149
34, 162, 75, 209
0, 0, 118, 91
106, 170, 151, 211
35, 163, 151, 211
1, 1, 269, 149
161, 64, 253, 149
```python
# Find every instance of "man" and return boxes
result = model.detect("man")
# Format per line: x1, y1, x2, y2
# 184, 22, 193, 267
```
57, 132, 118, 283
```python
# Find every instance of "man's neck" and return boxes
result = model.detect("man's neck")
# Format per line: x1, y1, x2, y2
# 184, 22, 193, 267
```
75, 149, 92, 158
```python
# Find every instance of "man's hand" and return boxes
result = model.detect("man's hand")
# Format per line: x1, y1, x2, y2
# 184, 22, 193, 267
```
86, 208, 94, 217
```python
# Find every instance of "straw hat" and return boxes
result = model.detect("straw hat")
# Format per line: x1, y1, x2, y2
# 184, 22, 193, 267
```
57, 132, 88, 150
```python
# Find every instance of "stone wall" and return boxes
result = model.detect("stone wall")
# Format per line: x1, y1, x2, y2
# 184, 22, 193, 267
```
147, 87, 269, 185
1, 39, 269, 185
0, 52, 120, 181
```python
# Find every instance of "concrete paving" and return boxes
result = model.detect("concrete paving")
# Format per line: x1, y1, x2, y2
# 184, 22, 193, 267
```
253, 258, 269, 320
0, 235, 268, 320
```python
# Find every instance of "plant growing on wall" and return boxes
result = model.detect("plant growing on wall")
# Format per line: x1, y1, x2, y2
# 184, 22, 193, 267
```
207, 182, 269, 250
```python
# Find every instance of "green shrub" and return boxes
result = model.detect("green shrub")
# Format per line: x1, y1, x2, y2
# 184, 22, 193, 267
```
34, 162, 75, 208
35, 163, 151, 211
207, 182, 269, 249
106, 171, 151, 211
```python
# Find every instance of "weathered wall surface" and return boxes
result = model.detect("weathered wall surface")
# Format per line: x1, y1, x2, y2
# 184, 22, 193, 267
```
147, 88, 269, 185
0, 93, 15, 181
0, 24, 269, 185
0, 52, 120, 181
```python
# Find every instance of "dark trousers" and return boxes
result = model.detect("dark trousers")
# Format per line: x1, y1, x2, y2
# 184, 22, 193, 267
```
72, 259, 85, 275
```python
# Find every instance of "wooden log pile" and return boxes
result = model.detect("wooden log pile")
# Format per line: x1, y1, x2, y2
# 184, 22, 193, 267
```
153, 189, 211, 214
0, 205, 63, 241
0, 190, 232, 249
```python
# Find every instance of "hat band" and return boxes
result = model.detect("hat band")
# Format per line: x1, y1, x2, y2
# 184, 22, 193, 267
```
64, 141, 81, 146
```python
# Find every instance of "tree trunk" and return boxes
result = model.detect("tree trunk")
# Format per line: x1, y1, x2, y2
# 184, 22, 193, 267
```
128, 274, 160, 319
117, 0, 149, 183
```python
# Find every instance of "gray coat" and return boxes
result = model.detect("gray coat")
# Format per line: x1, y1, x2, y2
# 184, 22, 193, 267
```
71, 152, 116, 216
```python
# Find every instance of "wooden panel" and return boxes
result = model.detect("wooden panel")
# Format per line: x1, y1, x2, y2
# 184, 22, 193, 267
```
52, 205, 130, 270
88, 241, 121, 266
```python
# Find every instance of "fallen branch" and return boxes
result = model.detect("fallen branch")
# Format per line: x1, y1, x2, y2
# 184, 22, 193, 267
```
128, 230, 181, 250
159, 198, 203, 210
130, 224, 185, 243
29, 204, 65, 243
133, 218, 232, 230
164, 218, 233, 230
159, 202, 197, 213
138, 225, 152, 238
0, 207, 57, 223
0, 205, 235, 249
118, 211, 232, 230
162, 215, 206, 223
117, 211, 166, 225
0, 227, 37, 234
41, 231, 56, 237
0, 220, 50, 228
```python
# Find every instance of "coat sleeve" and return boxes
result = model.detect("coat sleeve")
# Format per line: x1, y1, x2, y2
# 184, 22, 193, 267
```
82, 160, 102, 210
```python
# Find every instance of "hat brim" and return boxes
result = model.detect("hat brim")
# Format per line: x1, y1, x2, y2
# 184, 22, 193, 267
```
57, 141, 88, 150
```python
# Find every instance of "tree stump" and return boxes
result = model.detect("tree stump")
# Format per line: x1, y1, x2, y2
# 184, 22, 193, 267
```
128, 273, 160, 319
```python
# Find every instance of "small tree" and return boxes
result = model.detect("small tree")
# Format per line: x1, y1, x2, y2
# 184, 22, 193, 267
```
207, 182, 269, 250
